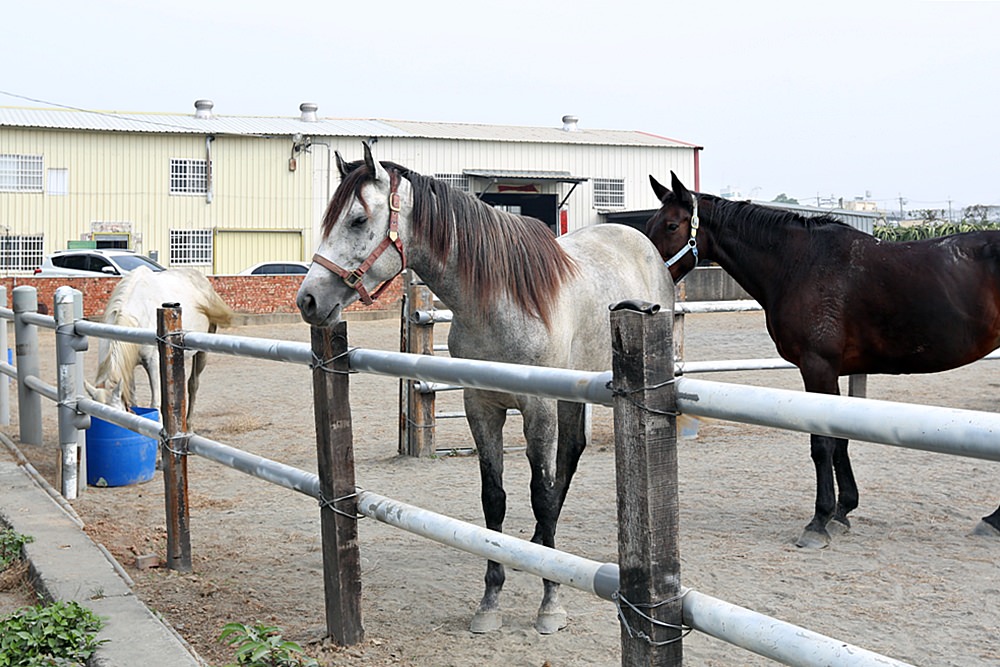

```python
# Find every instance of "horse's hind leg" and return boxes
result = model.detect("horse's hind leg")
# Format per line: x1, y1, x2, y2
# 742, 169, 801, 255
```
186, 351, 208, 430
465, 392, 510, 633
973, 505, 1000, 538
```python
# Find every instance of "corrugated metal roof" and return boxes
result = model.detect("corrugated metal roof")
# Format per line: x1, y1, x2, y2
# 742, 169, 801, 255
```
463, 169, 587, 183
386, 119, 699, 147
0, 106, 408, 137
0, 106, 700, 148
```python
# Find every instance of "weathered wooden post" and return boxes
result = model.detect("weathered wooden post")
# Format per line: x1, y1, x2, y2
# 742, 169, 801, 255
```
311, 321, 364, 645
610, 299, 683, 666
158, 303, 192, 573
400, 281, 435, 456
849, 374, 868, 398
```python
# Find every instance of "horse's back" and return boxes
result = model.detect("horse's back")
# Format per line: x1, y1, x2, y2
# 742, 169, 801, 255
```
105, 267, 233, 331
558, 224, 674, 306
547, 225, 674, 370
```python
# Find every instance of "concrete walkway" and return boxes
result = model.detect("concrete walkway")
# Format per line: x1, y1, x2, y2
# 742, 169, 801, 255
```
0, 436, 203, 666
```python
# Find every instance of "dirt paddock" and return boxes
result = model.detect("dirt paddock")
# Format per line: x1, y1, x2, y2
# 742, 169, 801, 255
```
4, 310, 1000, 666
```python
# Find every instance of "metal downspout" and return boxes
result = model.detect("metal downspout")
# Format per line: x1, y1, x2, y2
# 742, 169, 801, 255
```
205, 135, 214, 204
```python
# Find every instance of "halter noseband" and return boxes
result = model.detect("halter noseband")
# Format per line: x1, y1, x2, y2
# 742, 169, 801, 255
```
311, 170, 407, 306
662, 193, 700, 274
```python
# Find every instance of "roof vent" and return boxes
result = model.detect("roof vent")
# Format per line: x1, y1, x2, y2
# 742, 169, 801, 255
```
300, 102, 319, 122
194, 99, 214, 119
561, 114, 579, 131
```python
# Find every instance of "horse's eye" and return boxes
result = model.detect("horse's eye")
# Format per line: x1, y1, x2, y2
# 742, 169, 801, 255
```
349, 216, 367, 228
667, 223, 680, 232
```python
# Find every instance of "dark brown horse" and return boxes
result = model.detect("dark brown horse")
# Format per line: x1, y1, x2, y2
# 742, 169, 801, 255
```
645, 171, 1000, 548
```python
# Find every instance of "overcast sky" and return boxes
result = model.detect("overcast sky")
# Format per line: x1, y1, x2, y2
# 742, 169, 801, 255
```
3, 1, 998, 214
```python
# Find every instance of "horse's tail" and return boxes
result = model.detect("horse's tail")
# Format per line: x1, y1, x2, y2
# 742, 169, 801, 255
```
199, 286, 235, 329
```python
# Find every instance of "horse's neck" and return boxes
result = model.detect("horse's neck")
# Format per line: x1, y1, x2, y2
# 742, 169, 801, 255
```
701, 198, 792, 305
96, 338, 142, 402
403, 242, 474, 318
96, 311, 145, 397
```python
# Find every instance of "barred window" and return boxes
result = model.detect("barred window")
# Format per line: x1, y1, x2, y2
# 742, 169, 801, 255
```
593, 178, 626, 209
0, 235, 44, 272
170, 158, 210, 195
0, 154, 44, 193
169, 229, 213, 265
434, 173, 471, 192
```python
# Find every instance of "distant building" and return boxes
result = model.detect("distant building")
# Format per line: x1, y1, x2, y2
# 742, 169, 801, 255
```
1, 102, 701, 274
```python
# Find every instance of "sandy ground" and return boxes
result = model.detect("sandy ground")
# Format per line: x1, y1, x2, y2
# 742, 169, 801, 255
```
3, 309, 1000, 666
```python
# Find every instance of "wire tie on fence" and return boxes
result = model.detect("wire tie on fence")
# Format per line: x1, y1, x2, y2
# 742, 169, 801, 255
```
613, 589, 692, 646
155, 331, 187, 351
404, 416, 436, 430
309, 349, 356, 375
318, 488, 365, 520
605, 377, 681, 417
161, 432, 192, 457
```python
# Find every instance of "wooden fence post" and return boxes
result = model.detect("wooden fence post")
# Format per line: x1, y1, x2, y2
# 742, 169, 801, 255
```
311, 321, 364, 645
158, 303, 192, 573
610, 300, 683, 666
400, 281, 435, 456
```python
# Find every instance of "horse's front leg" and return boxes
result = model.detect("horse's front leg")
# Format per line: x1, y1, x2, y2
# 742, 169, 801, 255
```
464, 390, 510, 633
797, 361, 848, 549
141, 352, 160, 411
831, 437, 858, 533
521, 397, 569, 634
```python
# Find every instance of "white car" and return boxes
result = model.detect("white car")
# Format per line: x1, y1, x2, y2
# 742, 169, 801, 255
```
33, 249, 166, 277
238, 261, 310, 276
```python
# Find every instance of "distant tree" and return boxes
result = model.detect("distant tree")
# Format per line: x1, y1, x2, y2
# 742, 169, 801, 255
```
913, 208, 942, 223
962, 204, 990, 224
772, 193, 800, 205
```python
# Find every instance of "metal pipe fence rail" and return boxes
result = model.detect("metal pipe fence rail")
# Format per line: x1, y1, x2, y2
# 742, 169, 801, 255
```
7, 283, 994, 664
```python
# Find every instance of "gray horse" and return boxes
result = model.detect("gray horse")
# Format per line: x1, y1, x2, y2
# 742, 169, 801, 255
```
297, 144, 674, 634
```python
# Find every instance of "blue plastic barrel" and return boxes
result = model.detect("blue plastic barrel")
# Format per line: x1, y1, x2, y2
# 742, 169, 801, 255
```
86, 407, 160, 487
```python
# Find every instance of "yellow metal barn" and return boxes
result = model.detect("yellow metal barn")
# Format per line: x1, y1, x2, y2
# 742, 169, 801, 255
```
1, 101, 701, 275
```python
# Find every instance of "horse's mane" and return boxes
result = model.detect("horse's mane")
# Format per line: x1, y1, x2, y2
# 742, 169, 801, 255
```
95, 311, 143, 407
705, 195, 857, 248
323, 159, 578, 327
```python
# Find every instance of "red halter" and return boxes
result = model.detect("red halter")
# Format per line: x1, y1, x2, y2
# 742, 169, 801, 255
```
311, 171, 406, 306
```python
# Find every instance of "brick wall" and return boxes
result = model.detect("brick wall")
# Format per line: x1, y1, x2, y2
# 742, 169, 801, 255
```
0, 275, 404, 320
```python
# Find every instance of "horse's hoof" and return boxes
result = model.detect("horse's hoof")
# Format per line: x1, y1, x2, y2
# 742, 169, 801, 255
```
469, 610, 502, 634
827, 517, 850, 536
534, 608, 568, 635
795, 529, 830, 549
971, 520, 1000, 539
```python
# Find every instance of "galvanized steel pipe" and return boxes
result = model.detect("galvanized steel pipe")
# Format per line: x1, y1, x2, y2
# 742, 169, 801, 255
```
676, 377, 1000, 462
682, 588, 913, 667
348, 347, 614, 405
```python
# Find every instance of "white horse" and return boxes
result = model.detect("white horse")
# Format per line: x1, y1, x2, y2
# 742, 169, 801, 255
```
85, 266, 233, 428
297, 145, 675, 634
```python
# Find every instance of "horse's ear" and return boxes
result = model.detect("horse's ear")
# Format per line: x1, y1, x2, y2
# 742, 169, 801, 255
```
335, 150, 349, 179
670, 171, 693, 205
649, 175, 670, 202
84, 380, 99, 399
110, 381, 124, 406
363, 141, 390, 185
